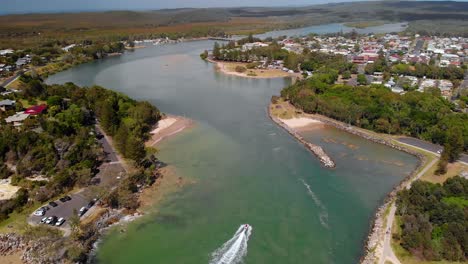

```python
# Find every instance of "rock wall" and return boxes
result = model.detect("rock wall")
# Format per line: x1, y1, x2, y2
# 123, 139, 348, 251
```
268, 110, 336, 168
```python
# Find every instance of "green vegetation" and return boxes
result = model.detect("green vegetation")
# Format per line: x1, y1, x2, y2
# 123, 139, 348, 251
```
395, 176, 467, 261
0, 76, 161, 222
1, 1, 468, 49
366, 58, 465, 83
281, 71, 467, 160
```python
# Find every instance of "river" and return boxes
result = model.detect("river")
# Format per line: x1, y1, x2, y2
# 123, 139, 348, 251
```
46, 23, 417, 264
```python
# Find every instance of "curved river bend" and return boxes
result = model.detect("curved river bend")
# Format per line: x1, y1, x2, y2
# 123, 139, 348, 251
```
46, 24, 416, 264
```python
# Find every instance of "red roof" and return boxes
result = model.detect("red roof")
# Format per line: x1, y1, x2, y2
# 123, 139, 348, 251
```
25, 104, 47, 115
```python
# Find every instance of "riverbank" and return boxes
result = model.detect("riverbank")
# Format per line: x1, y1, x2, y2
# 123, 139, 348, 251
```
146, 115, 194, 147
268, 109, 335, 168
208, 58, 302, 79
269, 98, 428, 264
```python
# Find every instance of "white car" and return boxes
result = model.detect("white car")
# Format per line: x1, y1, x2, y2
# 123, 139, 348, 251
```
79, 207, 88, 217
55, 218, 65, 226
33, 208, 45, 216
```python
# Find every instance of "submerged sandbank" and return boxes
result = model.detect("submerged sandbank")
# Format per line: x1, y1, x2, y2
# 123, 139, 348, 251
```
146, 115, 194, 147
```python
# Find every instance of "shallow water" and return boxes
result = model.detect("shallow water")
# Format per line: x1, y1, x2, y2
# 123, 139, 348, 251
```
46, 25, 417, 264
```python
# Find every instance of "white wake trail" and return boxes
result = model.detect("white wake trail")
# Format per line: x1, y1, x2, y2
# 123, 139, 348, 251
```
300, 178, 329, 229
210, 225, 252, 264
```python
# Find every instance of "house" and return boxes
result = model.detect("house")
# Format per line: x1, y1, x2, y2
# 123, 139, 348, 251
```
15, 58, 28, 68
62, 44, 77, 52
24, 104, 47, 115
0, 49, 13, 56
419, 78, 437, 92
5, 112, 29, 126
0, 99, 16, 111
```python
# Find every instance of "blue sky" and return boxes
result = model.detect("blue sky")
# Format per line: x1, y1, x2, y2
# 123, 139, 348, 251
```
2, 0, 363, 14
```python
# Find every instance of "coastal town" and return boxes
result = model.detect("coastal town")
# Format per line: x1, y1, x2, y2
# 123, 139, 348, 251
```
207, 33, 467, 108
0, 1, 467, 264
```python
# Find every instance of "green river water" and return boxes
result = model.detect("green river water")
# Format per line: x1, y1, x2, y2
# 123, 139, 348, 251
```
46, 23, 417, 264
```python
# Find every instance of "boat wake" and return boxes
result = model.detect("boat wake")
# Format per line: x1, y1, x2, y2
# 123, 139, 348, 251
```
209, 224, 252, 264
300, 178, 329, 229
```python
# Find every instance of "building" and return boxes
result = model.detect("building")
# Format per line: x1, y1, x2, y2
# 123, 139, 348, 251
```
5, 112, 29, 126
0, 99, 16, 111
24, 104, 47, 115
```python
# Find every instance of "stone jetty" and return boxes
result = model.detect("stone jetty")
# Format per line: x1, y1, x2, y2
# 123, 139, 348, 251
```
268, 111, 335, 168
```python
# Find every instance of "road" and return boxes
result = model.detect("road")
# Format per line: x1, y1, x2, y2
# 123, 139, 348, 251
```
398, 137, 468, 164
379, 158, 438, 264
412, 39, 424, 55
1, 70, 25, 88
28, 124, 125, 231
96, 125, 119, 163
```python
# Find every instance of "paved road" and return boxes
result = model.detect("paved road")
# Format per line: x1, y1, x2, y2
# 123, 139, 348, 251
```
28, 124, 125, 230
379, 158, 438, 264
1, 70, 25, 87
96, 125, 119, 163
29, 191, 89, 228
398, 137, 468, 164
412, 39, 424, 55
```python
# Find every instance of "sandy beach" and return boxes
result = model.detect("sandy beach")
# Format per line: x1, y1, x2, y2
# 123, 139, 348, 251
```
146, 115, 193, 147
210, 59, 301, 79
279, 117, 323, 129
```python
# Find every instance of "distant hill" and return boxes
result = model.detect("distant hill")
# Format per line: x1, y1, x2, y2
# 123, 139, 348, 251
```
0, 1, 467, 48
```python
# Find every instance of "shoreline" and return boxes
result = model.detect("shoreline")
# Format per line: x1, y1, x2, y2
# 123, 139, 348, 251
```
146, 115, 194, 147
207, 58, 302, 79
268, 108, 335, 168
0, 114, 194, 263
269, 100, 427, 264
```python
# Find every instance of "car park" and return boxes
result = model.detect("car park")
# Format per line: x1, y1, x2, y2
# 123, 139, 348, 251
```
86, 199, 97, 209
79, 207, 88, 217
55, 218, 65, 226
49, 201, 58, 207
33, 208, 45, 216
45, 216, 57, 225
59, 196, 72, 202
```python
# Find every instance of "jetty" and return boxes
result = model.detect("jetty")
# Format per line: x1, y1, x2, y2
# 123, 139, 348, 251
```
269, 112, 335, 168
208, 37, 236, 41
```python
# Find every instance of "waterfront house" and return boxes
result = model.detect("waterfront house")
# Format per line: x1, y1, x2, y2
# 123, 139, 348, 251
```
0, 99, 16, 111
5, 112, 29, 126
24, 104, 47, 115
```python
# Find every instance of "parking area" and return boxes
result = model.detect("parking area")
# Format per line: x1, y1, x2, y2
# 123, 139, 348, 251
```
27, 125, 126, 231
29, 191, 90, 228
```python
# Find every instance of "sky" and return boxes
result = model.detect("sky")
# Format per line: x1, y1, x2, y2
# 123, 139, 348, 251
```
2, 0, 362, 14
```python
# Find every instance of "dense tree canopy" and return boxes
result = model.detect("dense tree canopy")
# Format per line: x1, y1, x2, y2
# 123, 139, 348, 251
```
281, 71, 468, 155
396, 177, 468, 261
0, 77, 161, 221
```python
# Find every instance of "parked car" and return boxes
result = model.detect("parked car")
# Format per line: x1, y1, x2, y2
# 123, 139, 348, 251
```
40, 217, 47, 224
78, 207, 88, 217
49, 201, 58, 207
86, 199, 97, 209
45, 216, 57, 225
55, 218, 65, 226
33, 208, 45, 216
59, 196, 72, 202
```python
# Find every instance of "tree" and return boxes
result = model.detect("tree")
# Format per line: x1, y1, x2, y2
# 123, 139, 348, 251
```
213, 42, 221, 59
445, 127, 464, 162
357, 74, 367, 85
200, 50, 208, 60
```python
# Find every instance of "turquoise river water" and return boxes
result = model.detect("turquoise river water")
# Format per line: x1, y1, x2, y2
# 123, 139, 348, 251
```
46, 23, 417, 264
